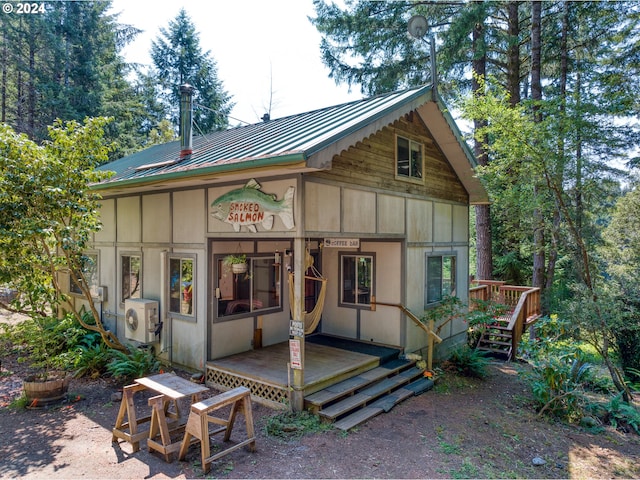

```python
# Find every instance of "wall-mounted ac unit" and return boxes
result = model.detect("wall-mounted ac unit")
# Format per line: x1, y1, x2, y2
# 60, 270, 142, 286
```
124, 298, 159, 343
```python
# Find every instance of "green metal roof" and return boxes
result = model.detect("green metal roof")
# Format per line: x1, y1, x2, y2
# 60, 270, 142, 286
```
95, 84, 487, 203
97, 86, 436, 184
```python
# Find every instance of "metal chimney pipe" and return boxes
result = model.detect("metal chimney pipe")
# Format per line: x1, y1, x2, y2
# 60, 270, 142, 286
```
179, 84, 194, 157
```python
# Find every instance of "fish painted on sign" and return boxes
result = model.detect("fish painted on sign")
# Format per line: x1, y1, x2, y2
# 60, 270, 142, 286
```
211, 179, 295, 232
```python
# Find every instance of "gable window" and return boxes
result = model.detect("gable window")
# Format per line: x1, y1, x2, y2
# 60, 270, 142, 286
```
425, 254, 456, 305
169, 256, 194, 316
217, 255, 281, 318
70, 253, 99, 297
340, 253, 373, 307
396, 135, 423, 180
121, 254, 141, 303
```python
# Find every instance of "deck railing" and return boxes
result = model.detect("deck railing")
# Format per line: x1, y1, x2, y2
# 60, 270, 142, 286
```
471, 280, 542, 359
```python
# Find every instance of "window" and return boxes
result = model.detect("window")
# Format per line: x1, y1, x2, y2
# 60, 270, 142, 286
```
217, 256, 281, 318
425, 254, 456, 305
396, 135, 423, 180
169, 256, 194, 316
70, 253, 99, 297
340, 253, 373, 307
121, 255, 141, 303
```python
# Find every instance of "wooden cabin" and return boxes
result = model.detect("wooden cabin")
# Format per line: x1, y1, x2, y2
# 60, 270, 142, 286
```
76, 85, 488, 412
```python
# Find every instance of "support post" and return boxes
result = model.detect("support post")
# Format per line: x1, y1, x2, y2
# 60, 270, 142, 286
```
290, 236, 306, 411
427, 319, 435, 371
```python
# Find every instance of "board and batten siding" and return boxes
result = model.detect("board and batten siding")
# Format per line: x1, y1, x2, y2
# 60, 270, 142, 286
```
305, 112, 471, 354
90, 189, 208, 370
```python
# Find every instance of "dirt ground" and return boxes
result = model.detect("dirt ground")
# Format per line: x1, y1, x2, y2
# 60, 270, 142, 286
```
1, 310, 639, 480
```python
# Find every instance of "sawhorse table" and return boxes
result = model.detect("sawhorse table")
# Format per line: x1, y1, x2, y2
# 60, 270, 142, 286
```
178, 386, 256, 474
112, 373, 208, 461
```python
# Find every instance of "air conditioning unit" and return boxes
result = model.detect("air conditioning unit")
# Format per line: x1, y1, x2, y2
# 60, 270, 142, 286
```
124, 298, 159, 343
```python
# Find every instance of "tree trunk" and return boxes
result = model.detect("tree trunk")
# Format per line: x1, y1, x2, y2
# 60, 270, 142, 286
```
531, 1, 545, 291
472, 10, 492, 281
507, 1, 521, 106
544, 1, 570, 305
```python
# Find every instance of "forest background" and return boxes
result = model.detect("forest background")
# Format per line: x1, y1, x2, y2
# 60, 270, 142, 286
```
2, 1, 640, 385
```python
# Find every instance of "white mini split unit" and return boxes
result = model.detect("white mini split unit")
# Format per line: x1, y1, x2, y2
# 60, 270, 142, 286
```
124, 298, 159, 343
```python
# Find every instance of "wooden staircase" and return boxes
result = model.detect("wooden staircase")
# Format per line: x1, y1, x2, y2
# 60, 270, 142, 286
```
304, 359, 433, 431
475, 317, 513, 359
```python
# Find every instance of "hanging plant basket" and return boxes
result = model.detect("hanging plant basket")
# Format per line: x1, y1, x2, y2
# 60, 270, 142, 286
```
223, 254, 248, 275
231, 262, 248, 274
23, 371, 71, 408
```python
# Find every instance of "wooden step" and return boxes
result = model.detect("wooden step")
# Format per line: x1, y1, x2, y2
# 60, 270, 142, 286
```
318, 372, 417, 421
333, 405, 383, 431
333, 379, 434, 431
305, 360, 415, 412
477, 346, 511, 354
479, 339, 511, 347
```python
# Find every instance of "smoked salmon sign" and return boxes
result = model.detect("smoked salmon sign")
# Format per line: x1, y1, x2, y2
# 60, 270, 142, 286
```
211, 179, 295, 233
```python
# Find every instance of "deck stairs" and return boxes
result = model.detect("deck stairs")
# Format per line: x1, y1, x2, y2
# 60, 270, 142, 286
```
304, 358, 433, 431
475, 316, 513, 359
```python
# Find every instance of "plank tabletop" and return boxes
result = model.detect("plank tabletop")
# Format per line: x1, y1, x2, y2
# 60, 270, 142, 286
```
135, 373, 208, 399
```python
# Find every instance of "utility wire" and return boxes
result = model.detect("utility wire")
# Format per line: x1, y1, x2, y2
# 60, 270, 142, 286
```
194, 102, 252, 126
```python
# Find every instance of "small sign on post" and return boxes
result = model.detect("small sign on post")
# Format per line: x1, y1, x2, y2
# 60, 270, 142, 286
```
289, 320, 304, 338
289, 339, 302, 369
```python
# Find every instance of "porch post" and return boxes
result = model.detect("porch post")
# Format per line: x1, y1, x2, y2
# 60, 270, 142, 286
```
290, 236, 306, 412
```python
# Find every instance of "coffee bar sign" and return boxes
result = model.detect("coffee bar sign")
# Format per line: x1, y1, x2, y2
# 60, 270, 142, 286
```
323, 238, 360, 248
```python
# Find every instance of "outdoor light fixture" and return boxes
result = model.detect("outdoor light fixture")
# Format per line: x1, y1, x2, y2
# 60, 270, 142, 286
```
408, 14, 437, 96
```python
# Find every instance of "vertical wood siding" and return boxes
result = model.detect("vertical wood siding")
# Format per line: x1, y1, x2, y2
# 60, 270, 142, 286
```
310, 114, 469, 205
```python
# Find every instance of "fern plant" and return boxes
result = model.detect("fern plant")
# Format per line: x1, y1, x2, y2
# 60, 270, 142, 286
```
107, 345, 160, 381
446, 346, 490, 379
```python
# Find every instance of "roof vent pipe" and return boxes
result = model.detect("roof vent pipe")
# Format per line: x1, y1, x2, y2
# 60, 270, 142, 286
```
179, 83, 194, 157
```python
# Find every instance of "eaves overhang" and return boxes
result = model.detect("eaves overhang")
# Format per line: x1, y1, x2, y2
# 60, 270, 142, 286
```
92, 151, 307, 192
417, 98, 489, 205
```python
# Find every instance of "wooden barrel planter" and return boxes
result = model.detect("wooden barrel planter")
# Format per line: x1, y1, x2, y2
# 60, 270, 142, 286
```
23, 372, 71, 408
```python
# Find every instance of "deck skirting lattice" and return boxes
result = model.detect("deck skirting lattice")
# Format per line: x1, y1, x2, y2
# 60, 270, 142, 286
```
206, 366, 289, 409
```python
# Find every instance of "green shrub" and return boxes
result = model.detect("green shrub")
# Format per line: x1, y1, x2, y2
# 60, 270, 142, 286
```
73, 342, 113, 379
4, 313, 92, 372
107, 345, 160, 381
613, 322, 640, 381
587, 392, 640, 435
626, 368, 640, 391
445, 346, 490, 379
527, 354, 591, 421
264, 410, 331, 439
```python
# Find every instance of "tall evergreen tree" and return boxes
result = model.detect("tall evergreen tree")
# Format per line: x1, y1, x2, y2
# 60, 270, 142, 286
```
150, 8, 232, 134
312, 0, 640, 301
0, 0, 147, 160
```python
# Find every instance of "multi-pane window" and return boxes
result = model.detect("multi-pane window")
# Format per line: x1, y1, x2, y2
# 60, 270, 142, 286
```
396, 135, 423, 180
70, 253, 99, 297
121, 255, 141, 303
425, 254, 456, 305
169, 257, 194, 316
340, 253, 373, 307
217, 256, 281, 318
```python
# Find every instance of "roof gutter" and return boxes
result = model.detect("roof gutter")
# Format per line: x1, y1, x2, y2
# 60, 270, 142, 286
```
91, 152, 307, 192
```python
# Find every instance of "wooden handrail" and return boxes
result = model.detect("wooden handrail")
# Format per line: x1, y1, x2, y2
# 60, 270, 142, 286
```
472, 280, 541, 360
370, 296, 442, 371
371, 283, 541, 364
505, 287, 541, 359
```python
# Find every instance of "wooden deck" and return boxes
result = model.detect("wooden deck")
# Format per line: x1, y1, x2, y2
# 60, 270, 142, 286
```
205, 341, 383, 408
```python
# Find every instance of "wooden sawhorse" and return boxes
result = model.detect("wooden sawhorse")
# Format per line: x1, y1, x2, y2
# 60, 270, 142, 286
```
178, 386, 256, 474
